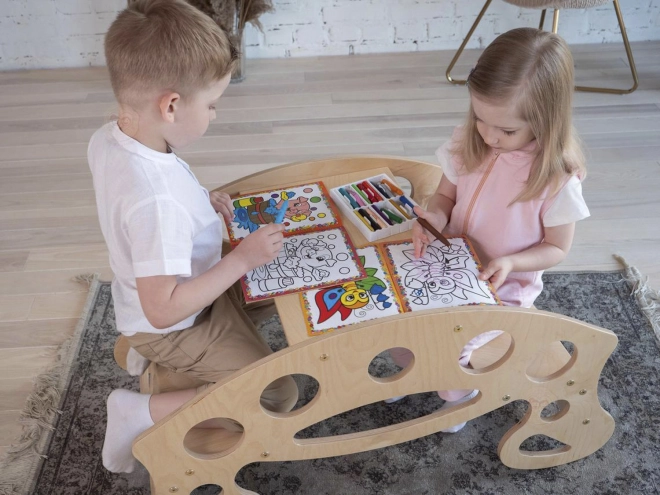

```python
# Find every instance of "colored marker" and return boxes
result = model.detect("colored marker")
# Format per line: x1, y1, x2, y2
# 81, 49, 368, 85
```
382, 207, 404, 224
358, 208, 381, 231
347, 188, 366, 207
351, 184, 370, 204
371, 181, 390, 198
357, 182, 376, 203
382, 178, 404, 196
368, 206, 388, 229
399, 195, 417, 215
339, 187, 359, 208
390, 199, 412, 219
354, 210, 374, 232
380, 182, 396, 199
360, 181, 381, 202
372, 204, 393, 225
274, 199, 289, 224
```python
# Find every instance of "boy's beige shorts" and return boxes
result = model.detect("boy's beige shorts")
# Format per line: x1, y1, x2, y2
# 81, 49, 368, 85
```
126, 281, 298, 414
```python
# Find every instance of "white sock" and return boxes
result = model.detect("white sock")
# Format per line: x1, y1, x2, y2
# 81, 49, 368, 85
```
126, 347, 150, 376
440, 389, 479, 433
102, 389, 154, 473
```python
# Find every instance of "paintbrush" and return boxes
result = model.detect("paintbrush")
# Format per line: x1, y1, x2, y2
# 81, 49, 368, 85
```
416, 217, 451, 248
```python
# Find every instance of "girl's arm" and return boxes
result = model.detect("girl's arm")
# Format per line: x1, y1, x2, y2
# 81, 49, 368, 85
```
478, 222, 575, 290
412, 175, 457, 258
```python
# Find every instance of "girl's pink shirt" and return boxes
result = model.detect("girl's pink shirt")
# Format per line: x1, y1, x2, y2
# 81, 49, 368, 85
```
441, 129, 563, 308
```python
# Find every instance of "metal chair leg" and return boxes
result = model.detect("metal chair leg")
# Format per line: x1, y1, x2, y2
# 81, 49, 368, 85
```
552, 9, 560, 33
446, 0, 492, 85
539, 9, 546, 30
574, 0, 639, 94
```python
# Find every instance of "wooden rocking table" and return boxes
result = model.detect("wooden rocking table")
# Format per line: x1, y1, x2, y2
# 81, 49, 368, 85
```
122, 157, 617, 494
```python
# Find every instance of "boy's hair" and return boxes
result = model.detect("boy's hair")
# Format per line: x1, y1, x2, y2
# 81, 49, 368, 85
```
457, 27, 586, 202
105, 0, 237, 106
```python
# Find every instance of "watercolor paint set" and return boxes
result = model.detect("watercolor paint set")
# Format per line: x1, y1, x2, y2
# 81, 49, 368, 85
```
330, 174, 420, 242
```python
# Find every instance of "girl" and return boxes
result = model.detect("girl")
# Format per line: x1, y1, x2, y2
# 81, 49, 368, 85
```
388, 27, 590, 432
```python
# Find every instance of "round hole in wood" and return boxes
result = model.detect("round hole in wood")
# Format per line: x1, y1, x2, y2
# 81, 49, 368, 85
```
460, 330, 514, 374
526, 340, 577, 382
368, 347, 413, 382
183, 418, 244, 460
189, 484, 223, 495
261, 374, 320, 416
540, 399, 570, 422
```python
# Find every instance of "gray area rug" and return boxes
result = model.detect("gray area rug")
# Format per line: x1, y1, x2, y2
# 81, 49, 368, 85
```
31, 272, 660, 494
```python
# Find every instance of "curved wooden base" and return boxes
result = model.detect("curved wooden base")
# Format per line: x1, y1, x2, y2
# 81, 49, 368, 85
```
132, 306, 617, 495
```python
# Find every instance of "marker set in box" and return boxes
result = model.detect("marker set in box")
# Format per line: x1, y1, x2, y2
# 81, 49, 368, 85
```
330, 174, 420, 242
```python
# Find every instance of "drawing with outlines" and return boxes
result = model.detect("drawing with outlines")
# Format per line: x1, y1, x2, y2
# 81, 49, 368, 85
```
228, 182, 340, 242
384, 237, 499, 311
242, 228, 365, 302
301, 246, 403, 335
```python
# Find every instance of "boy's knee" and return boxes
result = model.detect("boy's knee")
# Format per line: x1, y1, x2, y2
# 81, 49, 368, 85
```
261, 375, 299, 413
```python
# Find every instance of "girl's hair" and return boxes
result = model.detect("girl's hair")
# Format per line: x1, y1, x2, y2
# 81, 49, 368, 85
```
457, 27, 586, 202
105, 0, 238, 106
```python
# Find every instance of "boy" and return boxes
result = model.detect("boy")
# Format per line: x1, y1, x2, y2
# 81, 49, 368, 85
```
90, 0, 298, 474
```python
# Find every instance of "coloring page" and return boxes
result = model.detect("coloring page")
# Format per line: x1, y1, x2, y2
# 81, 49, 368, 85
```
228, 182, 340, 243
301, 245, 404, 335
384, 237, 499, 311
242, 228, 365, 302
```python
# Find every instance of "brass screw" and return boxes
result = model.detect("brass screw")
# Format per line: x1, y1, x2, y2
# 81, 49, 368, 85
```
169, 487, 179, 493
502, 394, 511, 401
583, 419, 590, 425
454, 325, 463, 332
320, 353, 329, 361
261, 451, 270, 458
579, 389, 587, 395
566, 379, 575, 386
185, 469, 195, 476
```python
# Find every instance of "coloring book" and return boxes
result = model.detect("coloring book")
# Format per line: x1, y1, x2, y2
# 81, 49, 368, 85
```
301, 236, 500, 336
228, 182, 365, 302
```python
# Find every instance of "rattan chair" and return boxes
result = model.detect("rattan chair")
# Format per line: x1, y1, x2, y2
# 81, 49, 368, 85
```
446, 0, 639, 94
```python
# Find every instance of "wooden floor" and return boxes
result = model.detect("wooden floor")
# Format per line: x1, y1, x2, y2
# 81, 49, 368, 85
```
0, 41, 659, 456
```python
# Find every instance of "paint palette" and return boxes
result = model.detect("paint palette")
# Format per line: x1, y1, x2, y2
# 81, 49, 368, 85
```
330, 174, 420, 242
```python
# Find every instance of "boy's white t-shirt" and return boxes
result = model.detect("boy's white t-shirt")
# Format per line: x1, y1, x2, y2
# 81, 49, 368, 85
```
88, 121, 224, 336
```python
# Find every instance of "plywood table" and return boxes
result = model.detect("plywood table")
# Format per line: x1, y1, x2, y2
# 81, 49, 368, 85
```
131, 156, 618, 495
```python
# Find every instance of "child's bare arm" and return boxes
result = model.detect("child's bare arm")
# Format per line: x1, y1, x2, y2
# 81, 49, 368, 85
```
136, 224, 284, 329
412, 175, 457, 258
479, 222, 575, 290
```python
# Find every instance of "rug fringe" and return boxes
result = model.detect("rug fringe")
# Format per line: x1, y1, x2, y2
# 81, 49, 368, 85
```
614, 254, 660, 346
0, 274, 102, 495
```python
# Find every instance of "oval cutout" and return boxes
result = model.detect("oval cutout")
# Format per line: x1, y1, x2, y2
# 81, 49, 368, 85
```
184, 418, 244, 459
520, 434, 570, 454
261, 374, 319, 415
369, 347, 412, 381
540, 399, 570, 422
190, 484, 223, 494
526, 340, 576, 381
461, 330, 513, 373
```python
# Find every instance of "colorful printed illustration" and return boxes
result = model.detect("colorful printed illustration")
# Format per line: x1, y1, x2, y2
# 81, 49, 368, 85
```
385, 237, 499, 311
301, 246, 403, 335
228, 182, 340, 242
242, 228, 365, 302
315, 256, 393, 324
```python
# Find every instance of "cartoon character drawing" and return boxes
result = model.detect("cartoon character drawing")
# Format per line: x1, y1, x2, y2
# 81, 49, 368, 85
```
315, 257, 392, 324
399, 243, 489, 306
233, 191, 294, 233
285, 196, 312, 222
250, 237, 339, 291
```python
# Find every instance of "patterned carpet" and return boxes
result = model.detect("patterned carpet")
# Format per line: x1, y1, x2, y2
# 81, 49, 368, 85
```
29, 272, 660, 494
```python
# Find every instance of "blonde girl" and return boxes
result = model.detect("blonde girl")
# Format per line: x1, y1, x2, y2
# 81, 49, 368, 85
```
388, 27, 590, 432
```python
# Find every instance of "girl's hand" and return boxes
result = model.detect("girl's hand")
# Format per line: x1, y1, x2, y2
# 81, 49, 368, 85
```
232, 223, 284, 272
479, 256, 514, 291
209, 191, 234, 224
412, 206, 446, 258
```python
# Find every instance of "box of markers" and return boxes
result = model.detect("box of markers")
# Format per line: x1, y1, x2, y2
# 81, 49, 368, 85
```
330, 174, 419, 242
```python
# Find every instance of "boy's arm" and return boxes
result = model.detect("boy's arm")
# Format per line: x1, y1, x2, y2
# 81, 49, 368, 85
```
478, 222, 575, 290
136, 224, 283, 329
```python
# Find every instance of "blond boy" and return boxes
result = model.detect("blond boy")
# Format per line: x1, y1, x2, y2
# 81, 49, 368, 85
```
90, 0, 298, 473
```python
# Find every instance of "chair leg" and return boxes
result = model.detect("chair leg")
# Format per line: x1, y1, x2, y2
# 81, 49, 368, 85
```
446, 0, 492, 85
539, 9, 546, 30
574, 0, 639, 94
552, 9, 560, 33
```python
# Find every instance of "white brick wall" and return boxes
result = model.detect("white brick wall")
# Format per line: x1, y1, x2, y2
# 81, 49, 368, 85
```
1, 0, 659, 70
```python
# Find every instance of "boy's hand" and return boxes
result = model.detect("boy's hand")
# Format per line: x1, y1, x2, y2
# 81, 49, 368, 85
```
412, 206, 446, 258
232, 223, 284, 272
209, 191, 234, 224
479, 256, 513, 291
